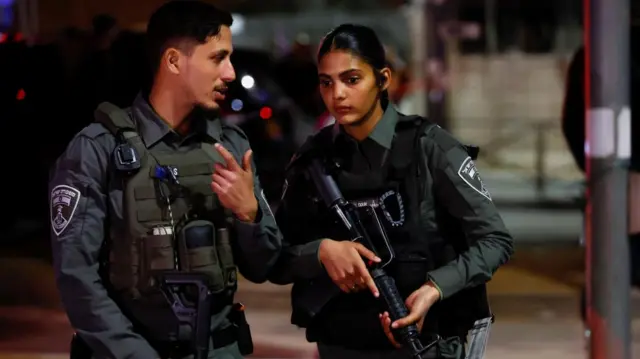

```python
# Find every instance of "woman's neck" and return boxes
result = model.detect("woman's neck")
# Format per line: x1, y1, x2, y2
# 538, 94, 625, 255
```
344, 101, 385, 141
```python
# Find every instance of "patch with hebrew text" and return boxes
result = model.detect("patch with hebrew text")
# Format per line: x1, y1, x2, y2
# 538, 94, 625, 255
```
51, 185, 81, 236
457, 156, 492, 201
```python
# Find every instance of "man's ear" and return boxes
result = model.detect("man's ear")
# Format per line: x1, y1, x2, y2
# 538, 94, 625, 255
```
164, 47, 181, 75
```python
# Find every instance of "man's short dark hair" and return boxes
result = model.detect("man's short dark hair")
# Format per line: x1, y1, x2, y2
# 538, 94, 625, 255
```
146, 0, 233, 74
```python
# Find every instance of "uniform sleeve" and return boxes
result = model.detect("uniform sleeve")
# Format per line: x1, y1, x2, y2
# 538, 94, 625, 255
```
423, 131, 515, 299
226, 134, 283, 284
267, 172, 326, 285
50, 134, 158, 359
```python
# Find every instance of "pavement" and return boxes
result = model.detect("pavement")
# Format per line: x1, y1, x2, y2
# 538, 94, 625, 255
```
2, 242, 640, 359
0, 169, 618, 358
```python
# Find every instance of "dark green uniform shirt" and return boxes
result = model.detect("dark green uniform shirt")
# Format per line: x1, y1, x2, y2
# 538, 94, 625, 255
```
49, 94, 282, 359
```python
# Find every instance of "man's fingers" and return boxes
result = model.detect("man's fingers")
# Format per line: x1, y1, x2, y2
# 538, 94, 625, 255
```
353, 243, 381, 263
214, 143, 241, 171
242, 149, 253, 173
211, 182, 224, 195
212, 174, 230, 189
214, 164, 237, 182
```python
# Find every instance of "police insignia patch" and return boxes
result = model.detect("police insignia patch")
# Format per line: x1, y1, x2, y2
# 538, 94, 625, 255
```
51, 185, 81, 236
457, 157, 492, 201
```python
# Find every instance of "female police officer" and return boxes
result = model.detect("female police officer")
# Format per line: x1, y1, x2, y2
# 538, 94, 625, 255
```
268, 24, 514, 359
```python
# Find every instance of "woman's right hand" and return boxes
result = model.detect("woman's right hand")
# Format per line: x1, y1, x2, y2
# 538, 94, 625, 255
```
318, 239, 381, 297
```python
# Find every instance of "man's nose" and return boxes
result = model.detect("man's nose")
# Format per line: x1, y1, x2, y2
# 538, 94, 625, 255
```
222, 61, 236, 82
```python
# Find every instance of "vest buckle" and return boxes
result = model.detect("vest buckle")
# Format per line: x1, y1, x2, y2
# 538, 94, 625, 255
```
114, 143, 141, 174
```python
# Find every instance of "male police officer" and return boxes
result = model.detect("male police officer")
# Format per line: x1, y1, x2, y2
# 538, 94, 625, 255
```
49, 2, 281, 358
270, 107, 514, 358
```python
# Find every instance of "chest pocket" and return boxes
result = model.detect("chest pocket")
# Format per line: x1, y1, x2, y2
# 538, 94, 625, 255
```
132, 150, 220, 225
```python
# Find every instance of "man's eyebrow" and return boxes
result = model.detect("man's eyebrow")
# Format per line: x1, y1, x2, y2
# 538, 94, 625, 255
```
210, 49, 230, 57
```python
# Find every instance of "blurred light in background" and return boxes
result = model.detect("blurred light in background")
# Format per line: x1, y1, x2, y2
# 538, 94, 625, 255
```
231, 99, 243, 112
259, 106, 272, 120
0, 0, 14, 29
230, 13, 245, 35
241, 75, 255, 89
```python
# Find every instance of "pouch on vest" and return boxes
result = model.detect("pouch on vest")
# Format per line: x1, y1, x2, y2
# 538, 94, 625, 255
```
177, 220, 224, 292
138, 227, 178, 295
176, 220, 237, 298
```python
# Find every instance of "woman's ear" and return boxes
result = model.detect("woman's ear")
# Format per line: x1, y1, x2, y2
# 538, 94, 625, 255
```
379, 67, 392, 91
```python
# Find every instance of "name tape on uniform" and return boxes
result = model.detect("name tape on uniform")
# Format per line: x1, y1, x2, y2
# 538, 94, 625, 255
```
51, 185, 81, 236
457, 157, 492, 201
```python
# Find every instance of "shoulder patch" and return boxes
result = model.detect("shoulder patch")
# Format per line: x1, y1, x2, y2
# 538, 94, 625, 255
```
457, 156, 492, 201
51, 185, 81, 236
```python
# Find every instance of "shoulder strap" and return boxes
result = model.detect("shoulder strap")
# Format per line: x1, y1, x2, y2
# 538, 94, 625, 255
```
93, 101, 145, 174
388, 115, 437, 178
285, 125, 334, 174
391, 115, 436, 209
94, 102, 137, 138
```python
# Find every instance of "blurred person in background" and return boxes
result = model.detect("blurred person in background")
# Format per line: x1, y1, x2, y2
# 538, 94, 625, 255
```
269, 23, 513, 359
49, 1, 281, 358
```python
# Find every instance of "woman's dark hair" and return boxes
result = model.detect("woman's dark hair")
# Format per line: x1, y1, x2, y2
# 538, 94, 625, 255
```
317, 24, 389, 105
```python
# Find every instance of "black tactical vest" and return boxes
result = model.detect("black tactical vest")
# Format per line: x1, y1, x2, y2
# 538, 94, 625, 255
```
291, 115, 491, 346
94, 102, 238, 341
298, 117, 439, 349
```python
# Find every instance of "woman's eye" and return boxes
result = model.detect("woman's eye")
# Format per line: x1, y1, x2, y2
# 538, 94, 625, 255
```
320, 80, 331, 87
347, 77, 360, 84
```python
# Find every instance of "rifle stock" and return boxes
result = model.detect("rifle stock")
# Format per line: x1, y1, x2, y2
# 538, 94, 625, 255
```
155, 271, 213, 359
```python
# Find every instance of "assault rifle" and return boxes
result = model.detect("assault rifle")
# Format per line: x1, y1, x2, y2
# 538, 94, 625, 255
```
305, 158, 439, 359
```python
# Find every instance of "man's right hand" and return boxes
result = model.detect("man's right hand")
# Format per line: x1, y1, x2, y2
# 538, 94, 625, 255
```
318, 239, 381, 297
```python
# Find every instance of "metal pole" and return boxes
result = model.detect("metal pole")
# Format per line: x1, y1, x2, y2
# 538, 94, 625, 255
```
425, 0, 449, 130
585, 0, 631, 357
484, 0, 497, 54
408, 0, 427, 117
534, 123, 546, 201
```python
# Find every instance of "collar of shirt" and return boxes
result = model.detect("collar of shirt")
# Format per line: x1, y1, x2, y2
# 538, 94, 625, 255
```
333, 104, 399, 150
131, 93, 223, 148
